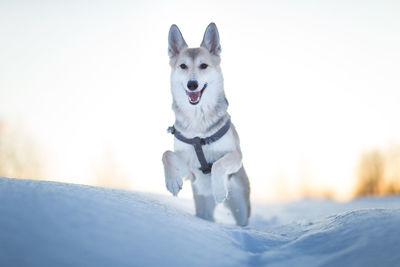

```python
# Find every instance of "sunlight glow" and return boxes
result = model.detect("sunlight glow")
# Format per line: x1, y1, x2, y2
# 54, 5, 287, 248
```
1, 0, 399, 202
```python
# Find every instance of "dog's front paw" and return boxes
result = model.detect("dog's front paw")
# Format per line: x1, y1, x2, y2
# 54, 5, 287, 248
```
162, 151, 186, 196
165, 176, 183, 196
211, 163, 228, 203
211, 176, 228, 203
212, 181, 228, 203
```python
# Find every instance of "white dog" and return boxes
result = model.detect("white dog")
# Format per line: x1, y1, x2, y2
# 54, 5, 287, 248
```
162, 23, 250, 226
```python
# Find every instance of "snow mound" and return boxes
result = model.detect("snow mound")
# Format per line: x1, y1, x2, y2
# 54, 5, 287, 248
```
1, 177, 400, 267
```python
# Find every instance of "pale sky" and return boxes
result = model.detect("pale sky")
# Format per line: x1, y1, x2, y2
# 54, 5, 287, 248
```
1, 0, 400, 202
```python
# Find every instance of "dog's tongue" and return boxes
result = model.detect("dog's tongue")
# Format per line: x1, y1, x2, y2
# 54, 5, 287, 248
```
186, 91, 201, 103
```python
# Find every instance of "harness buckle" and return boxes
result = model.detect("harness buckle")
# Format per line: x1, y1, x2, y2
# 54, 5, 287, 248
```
193, 137, 206, 146
167, 126, 175, 134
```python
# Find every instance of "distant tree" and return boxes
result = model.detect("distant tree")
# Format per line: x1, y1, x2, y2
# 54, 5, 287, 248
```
384, 144, 400, 195
355, 150, 384, 196
355, 146, 400, 197
0, 120, 43, 179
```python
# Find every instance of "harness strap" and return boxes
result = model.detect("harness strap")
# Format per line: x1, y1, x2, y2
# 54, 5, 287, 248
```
168, 118, 231, 174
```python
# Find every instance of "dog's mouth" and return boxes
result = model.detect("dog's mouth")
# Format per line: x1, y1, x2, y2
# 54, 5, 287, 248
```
186, 83, 207, 105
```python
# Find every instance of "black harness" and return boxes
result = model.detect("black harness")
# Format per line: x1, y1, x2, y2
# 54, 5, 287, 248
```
168, 118, 231, 174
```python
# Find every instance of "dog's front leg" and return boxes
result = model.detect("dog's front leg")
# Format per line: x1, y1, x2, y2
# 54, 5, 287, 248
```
211, 150, 242, 203
162, 150, 189, 196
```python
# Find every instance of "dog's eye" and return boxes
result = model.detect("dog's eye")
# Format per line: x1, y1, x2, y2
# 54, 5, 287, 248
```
180, 64, 187, 69
200, 63, 208, 69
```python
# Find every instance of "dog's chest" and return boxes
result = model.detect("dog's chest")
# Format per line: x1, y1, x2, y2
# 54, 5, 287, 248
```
174, 131, 233, 171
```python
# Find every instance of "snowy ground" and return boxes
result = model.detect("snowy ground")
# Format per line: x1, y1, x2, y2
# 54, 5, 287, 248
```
1, 177, 400, 267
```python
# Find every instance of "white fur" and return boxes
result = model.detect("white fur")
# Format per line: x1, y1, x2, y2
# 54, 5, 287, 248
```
163, 23, 251, 226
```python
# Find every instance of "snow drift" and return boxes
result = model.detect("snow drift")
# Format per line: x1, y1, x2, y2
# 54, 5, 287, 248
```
1, 177, 400, 267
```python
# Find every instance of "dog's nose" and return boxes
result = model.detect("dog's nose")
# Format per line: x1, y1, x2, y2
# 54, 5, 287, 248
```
187, 80, 198, 91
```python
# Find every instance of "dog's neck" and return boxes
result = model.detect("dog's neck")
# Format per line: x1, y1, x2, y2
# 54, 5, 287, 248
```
172, 93, 229, 138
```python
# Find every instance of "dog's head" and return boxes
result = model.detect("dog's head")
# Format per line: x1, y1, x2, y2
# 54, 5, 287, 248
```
168, 23, 224, 107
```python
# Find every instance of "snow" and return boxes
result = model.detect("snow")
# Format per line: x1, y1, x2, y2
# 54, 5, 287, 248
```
1, 177, 400, 267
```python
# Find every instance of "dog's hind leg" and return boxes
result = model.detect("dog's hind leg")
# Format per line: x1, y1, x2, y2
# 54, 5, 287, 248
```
191, 183, 216, 222
162, 150, 189, 196
224, 167, 251, 226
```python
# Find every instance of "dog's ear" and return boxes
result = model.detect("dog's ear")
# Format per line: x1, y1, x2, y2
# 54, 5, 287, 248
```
201, 23, 221, 56
168, 24, 187, 58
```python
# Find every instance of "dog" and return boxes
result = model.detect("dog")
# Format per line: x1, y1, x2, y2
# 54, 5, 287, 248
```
162, 23, 250, 226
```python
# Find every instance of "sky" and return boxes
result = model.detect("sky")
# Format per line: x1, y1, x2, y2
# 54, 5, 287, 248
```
1, 0, 400, 202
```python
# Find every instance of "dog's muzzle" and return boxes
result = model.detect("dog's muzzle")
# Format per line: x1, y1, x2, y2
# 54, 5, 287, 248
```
186, 83, 207, 105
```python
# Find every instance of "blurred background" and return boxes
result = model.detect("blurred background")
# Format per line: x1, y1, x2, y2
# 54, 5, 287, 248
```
1, 0, 399, 202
